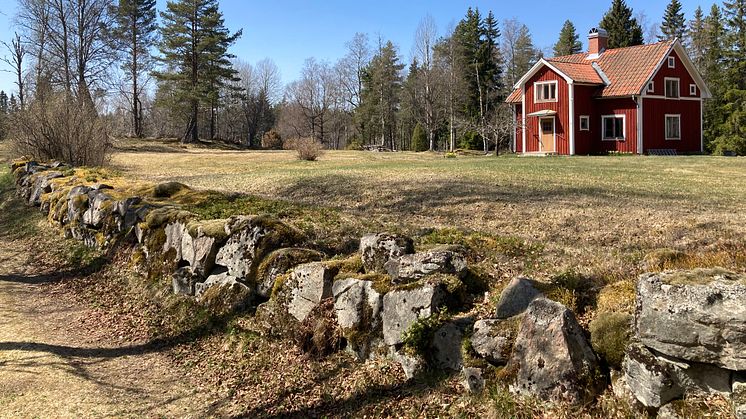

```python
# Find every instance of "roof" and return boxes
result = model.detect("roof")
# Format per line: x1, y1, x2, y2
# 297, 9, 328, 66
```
507, 39, 710, 102
550, 40, 675, 97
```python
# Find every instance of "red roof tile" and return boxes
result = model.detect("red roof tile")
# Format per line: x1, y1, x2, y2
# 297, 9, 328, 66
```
550, 40, 674, 97
547, 61, 604, 85
506, 88, 522, 103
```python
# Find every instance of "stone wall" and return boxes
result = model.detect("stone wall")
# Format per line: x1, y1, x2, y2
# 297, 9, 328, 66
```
11, 160, 746, 416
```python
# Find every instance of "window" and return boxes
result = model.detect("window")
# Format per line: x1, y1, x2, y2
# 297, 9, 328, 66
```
668, 56, 675, 68
665, 115, 681, 140
647, 81, 654, 93
534, 81, 558, 102
579, 115, 590, 131
665, 78, 680, 98
602, 115, 625, 140
690, 84, 697, 95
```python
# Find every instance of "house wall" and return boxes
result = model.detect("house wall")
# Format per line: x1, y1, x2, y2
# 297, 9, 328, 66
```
647, 50, 701, 99
642, 97, 701, 153
524, 67, 570, 154
573, 85, 599, 155
594, 98, 639, 154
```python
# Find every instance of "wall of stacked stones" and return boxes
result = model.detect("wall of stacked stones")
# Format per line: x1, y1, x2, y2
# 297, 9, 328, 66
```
11, 160, 746, 416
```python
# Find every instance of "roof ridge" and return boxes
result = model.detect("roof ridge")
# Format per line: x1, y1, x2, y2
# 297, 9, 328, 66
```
549, 39, 675, 61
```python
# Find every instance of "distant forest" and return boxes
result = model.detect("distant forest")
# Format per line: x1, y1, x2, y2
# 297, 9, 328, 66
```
1, 0, 745, 159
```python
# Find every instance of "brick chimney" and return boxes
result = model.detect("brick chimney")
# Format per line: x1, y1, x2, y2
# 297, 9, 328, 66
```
588, 28, 608, 57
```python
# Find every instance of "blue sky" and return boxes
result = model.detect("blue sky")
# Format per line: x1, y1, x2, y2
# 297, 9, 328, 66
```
0, 0, 707, 96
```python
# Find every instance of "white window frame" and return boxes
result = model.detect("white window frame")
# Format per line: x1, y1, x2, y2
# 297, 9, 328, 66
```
665, 77, 680, 99
668, 56, 675, 68
690, 84, 697, 95
602, 115, 626, 141
647, 81, 654, 93
534, 80, 558, 103
665, 114, 681, 141
579, 115, 590, 131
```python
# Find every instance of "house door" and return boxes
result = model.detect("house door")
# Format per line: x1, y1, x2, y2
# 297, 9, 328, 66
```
540, 118, 555, 152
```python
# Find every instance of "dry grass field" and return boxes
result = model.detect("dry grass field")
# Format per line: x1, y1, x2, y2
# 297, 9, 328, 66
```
111, 140, 746, 289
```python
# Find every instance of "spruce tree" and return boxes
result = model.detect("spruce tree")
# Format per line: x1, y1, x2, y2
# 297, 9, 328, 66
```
723, 0, 746, 90
513, 25, 540, 79
687, 7, 706, 69
110, 0, 158, 138
600, 0, 644, 48
411, 123, 428, 151
156, 0, 242, 143
713, 0, 746, 154
554, 20, 583, 56
359, 41, 404, 149
703, 4, 726, 148
659, 0, 687, 41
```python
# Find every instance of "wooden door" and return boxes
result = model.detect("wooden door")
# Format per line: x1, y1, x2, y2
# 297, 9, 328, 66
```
540, 118, 555, 152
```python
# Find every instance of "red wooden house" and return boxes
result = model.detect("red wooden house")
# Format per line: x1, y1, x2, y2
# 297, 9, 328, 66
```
506, 28, 710, 155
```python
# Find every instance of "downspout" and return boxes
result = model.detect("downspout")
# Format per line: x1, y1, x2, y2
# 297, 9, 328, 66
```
569, 81, 575, 155
634, 95, 643, 155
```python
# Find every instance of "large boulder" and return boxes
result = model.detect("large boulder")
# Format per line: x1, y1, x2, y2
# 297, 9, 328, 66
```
195, 271, 253, 315
256, 248, 324, 298
384, 245, 467, 284
495, 277, 543, 319
163, 221, 189, 261
82, 190, 113, 229
623, 342, 733, 409
112, 197, 145, 233
215, 215, 302, 281
509, 298, 603, 405
28, 171, 63, 206
390, 347, 425, 380
359, 233, 414, 274
332, 278, 384, 360
66, 186, 91, 224
635, 269, 746, 370
382, 280, 446, 346
279, 262, 336, 322
470, 318, 519, 365
431, 319, 471, 371
182, 220, 228, 277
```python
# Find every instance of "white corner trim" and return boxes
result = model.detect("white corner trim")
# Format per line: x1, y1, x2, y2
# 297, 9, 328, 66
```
521, 84, 526, 153
636, 96, 644, 154
569, 82, 575, 155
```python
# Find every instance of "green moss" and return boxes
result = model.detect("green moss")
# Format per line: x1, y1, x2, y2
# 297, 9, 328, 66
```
270, 272, 291, 300
152, 181, 190, 198
661, 268, 745, 286
144, 207, 194, 229
401, 309, 451, 357
589, 311, 632, 369
186, 218, 228, 241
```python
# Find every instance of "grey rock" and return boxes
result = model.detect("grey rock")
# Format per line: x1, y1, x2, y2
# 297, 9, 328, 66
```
215, 216, 300, 281
384, 245, 467, 284
432, 319, 471, 371
112, 197, 143, 233
359, 233, 414, 274
195, 270, 246, 300
163, 221, 189, 262
623, 343, 683, 408
734, 373, 746, 419
461, 367, 485, 394
82, 190, 113, 229
90, 183, 113, 191
194, 270, 253, 313
470, 319, 518, 365
181, 221, 227, 277
510, 298, 603, 405
172, 266, 196, 296
332, 278, 383, 331
382, 282, 445, 346
28, 171, 63, 205
256, 248, 324, 298
284, 262, 335, 322
636, 270, 746, 370
66, 186, 91, 224
655, 351, 732, 396
495, 277, 543, 319
390, 348, 425, 380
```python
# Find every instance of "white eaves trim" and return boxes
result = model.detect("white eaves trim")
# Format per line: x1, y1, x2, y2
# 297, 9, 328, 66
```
641, 39, 712, 99
513, 59, 573, 90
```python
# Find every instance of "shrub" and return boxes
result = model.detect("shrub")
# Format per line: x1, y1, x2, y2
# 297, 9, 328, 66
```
345, 137, 363, 150
411, 123, 428, 152
401, 309, 450, 357
261, 130, 283, 149
589, 311, 632, 369
294, 298, 343, 358
9, 93, 112, 166
293, 137, 324, 161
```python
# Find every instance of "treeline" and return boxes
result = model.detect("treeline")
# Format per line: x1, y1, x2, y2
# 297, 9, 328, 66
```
1, 0, 745, 157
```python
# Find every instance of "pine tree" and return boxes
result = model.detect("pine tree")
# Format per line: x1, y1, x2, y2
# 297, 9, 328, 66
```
155, 0, 242, 143
688, 7, 706, 69
359, 40, 404, 149
554, 20, 583, 56
110, 0, 158, 138
600, 0, 644, 48
659, 0, 687, 41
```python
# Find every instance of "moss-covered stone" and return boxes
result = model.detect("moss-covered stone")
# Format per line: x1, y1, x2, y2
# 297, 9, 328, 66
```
660, 267, 745, 286
152, 181, 190, 198
256, 248, 324, 298
589, 311, 632, 369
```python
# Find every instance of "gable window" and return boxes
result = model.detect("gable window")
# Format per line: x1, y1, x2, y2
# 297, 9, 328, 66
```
602, 115, 625, 140
668, 56, 675, 68
690, 84, 697, 95
647, 81, 654, 93
579, 115, 590, 131
665, 78, 680, 98
665, 115, 681, 140
534, 81, 558, 103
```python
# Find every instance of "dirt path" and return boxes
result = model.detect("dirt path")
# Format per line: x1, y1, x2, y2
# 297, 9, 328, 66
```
0, 240, 221, 418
